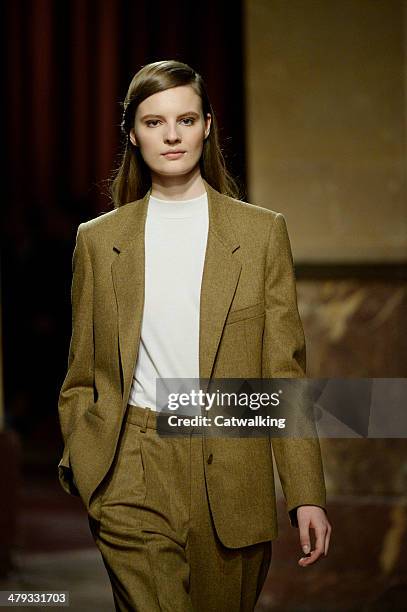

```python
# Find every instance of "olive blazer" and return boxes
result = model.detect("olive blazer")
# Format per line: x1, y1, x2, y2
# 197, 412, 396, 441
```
57, 178, 326, 548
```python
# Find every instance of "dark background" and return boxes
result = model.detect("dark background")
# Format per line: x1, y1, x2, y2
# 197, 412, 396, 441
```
2, 0, 247, 468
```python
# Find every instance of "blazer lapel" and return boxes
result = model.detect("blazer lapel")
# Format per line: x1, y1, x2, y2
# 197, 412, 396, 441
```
199, 181, 241, 383
111, 179, 241, 404
111, 189, 150, 404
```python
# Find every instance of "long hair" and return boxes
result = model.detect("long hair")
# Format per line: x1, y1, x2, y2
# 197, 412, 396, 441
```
109, 60, 242, 208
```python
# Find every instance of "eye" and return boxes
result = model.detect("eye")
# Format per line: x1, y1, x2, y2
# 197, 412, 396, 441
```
180, 117, 195, 126
145, 119, 160, 127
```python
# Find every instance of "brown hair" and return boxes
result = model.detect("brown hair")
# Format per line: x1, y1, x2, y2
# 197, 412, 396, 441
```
109, 60, 242, 208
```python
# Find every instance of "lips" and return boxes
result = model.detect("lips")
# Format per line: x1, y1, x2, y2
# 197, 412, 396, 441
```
162, 150, 185, 155
162, 151, 186, 160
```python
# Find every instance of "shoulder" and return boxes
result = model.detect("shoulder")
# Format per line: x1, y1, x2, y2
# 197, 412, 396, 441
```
215, 192, 293, 255
75, 199, 141, 240
221, 192, 285, 233
222, 191, 281, 219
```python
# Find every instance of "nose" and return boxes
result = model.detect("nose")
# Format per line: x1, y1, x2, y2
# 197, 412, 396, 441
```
164, 121, 181, 144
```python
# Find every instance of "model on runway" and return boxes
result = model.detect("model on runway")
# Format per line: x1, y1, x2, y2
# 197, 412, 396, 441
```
57, 59, 331, 611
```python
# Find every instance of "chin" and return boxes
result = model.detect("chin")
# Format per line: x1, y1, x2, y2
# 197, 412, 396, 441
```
158, 164, 197, 176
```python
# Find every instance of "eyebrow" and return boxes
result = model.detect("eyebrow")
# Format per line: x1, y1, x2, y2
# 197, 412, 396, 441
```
140, 111, 201, 121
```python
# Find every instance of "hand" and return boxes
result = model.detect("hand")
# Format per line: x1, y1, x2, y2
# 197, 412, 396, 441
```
296, 505, 331, 567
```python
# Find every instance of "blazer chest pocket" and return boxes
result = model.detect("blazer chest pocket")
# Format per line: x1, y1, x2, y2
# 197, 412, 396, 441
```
226, 301, 265, 325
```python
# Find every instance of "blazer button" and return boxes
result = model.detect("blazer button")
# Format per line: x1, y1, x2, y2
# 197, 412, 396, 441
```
207, 453, 213, 464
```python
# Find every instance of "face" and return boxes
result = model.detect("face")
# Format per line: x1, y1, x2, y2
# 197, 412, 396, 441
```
130, 85, 211, 180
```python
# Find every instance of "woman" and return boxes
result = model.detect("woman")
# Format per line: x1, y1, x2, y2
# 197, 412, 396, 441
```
57, 60, 331, 611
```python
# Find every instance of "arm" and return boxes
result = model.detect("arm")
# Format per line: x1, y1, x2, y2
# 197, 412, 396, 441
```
57, 224, 94, 495
262, 213, 327, 526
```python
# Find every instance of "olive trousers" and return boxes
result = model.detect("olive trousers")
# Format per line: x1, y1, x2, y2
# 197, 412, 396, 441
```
88, 404, 272, 611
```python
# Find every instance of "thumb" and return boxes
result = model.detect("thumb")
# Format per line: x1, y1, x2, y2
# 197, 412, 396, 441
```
299, 527, 311, 555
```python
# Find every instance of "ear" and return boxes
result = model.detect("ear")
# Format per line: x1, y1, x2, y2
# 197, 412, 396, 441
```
129, 128, 138, 147
204, 113, 212, 139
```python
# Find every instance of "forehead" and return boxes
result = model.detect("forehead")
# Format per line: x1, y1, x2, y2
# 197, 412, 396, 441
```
136, 85, 201, 116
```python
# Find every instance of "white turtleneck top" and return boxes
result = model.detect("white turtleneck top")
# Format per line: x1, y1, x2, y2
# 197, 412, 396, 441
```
128, 191, 209, 410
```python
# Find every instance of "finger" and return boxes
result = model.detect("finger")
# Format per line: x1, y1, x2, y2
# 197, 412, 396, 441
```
298, 520, 311, 556
299, 538, 329, 566
324, 524, 332, 556
299, 527, 326, 566
298, 552, 314, 566
298, 546, 321, 566
313, 525, 326, 559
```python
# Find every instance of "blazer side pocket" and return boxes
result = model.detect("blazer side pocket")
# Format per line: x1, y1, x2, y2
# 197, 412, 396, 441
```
226, 301, 265, 325
86, 402, 105, 421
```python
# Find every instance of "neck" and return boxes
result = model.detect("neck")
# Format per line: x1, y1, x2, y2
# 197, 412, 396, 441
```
150, 168, 206, 201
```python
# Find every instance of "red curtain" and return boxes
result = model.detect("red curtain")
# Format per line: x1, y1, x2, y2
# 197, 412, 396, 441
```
2, 0, 246, 445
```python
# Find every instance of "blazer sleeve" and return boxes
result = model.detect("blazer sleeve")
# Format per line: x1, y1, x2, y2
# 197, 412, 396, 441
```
262, 213, 327, 527
57, 223, 95, 496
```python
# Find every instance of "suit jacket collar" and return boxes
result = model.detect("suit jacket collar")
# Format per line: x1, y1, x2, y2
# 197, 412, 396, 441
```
111, 178, 242, 403
112, 178, 240, 252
